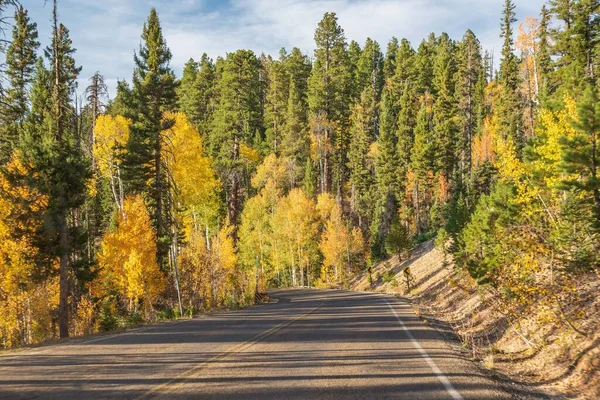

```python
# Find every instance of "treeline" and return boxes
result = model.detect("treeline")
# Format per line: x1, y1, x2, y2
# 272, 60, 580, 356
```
1, 0, 599, 347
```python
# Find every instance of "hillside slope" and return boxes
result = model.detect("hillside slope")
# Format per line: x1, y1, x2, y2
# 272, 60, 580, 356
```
352, 240, 600, 399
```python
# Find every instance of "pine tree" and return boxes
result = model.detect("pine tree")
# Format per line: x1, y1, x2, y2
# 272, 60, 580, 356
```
357, 38, 384, 135
19, 1, 89, 338
455, 30, 482, 181
348, 40, 362, 100
348, 88, 376, 228
209, 49, 261, 228
383, 37, 399, 82
497, 0, 523, 152
356, 38, 383, 101
433, 33, 458, 182
392, 39, 416, 99
411, 98, 436, 233
308, 12, 352, 196
124, 8, 176, 266
371, 89, 400, 259
281, 47, 311, 171
264, 51, 290, 154
396, 81, 417, 184
107, 80, 132, 117
537, 5, 552, 95
560, 84, 600, 227
176, 58, 199, 124
194, 53, 217, 135
0, 5, 39, 162
414, 34, 436, 95
550, 0, 600, 92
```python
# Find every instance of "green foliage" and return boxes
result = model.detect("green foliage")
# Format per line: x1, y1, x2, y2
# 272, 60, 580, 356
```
559, 85, 600, 227
0, 5, 39, 162
123, 8, 177, 266
385, 216, 411, 256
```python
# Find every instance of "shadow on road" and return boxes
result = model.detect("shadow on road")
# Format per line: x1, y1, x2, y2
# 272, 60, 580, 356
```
0, 289, 548, 400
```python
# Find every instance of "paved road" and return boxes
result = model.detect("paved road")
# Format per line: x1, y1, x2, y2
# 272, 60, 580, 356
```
0, 289, 544, 399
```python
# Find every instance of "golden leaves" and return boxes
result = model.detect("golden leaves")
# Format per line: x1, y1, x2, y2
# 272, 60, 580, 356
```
93, 114, 130, 179
162, 112, 220, 234
97, 195, 164, 312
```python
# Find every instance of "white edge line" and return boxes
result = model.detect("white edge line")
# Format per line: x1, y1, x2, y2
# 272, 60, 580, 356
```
383, 297, 464, 400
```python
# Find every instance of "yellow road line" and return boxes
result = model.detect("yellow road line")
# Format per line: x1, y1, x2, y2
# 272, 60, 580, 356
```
138, 300, 325, 399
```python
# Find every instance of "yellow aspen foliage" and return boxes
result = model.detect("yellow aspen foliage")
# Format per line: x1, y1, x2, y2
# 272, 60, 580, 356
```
97, 195, 165, 315
493, 121, 526, 184
240, 143, 261, 164
272, 189, 319, 287
212, 224, 239, 304
533, 96, 578, 190
93, 114, 130, 176
93, 114, 130, 209
251, 153, 290, 191
178, 226, 241, 309
0, 154, 57, 348
162, 112, 220, 235
318, 194, 365, 286
178, 230, 211, 310
238, 182, 279, 282
316, 192, 338, 221
178, 225, 240, 311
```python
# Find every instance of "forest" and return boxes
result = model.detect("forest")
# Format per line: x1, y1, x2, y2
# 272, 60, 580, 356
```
0, 0, 598, 348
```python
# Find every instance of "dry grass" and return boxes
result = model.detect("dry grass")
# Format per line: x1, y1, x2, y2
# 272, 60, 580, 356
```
353, 240, 600, 399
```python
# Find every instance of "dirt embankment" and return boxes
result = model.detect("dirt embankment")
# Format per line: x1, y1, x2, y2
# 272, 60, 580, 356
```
352, 240, 600, 399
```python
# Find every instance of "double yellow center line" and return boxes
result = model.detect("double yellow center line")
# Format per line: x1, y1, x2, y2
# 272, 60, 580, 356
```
137, 299, 326, 399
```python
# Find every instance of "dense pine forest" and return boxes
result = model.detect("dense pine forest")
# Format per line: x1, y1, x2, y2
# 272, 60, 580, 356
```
0, 0, 598, 348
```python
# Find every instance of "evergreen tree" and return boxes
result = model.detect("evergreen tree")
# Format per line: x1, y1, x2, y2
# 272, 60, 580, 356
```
371, 89, 400, 259
357, 38, 384, 136
410, 98, 436, 233
19, 1, 89, 338
302, 157, 316, 198
396, 81, 417, 186
176, 58, 199, 124
433, 33, 458, 182
194, 53, 217, 135
209, 49, 261, 227
497, 0, 523, 152
550, 0, 600, 92
537, 5, 552, 95
0, 5, 39, 162
348, 40, 362, 100
348, 88, 376, 228
560, 84, 600, 227
392, 39, 416, 99
414, 34, 436, 95
455, 30, 482, 181
383, 37, 399, 82
107, 80, 132, 117
308, 12, 351, 196
264, 51, 289, 154
282, 72, 309, 173
356, 38, 383, 101
123, 8, 177, 266
281, 47, 311, 170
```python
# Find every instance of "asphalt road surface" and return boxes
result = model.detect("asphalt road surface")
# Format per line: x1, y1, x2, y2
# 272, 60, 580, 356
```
0, 289, 545, 399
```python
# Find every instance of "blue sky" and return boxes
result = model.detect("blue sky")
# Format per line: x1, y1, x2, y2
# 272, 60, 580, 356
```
19, 0, 547, 98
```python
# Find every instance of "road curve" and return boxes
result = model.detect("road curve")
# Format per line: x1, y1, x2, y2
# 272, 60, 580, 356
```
0, 289, 543, 399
